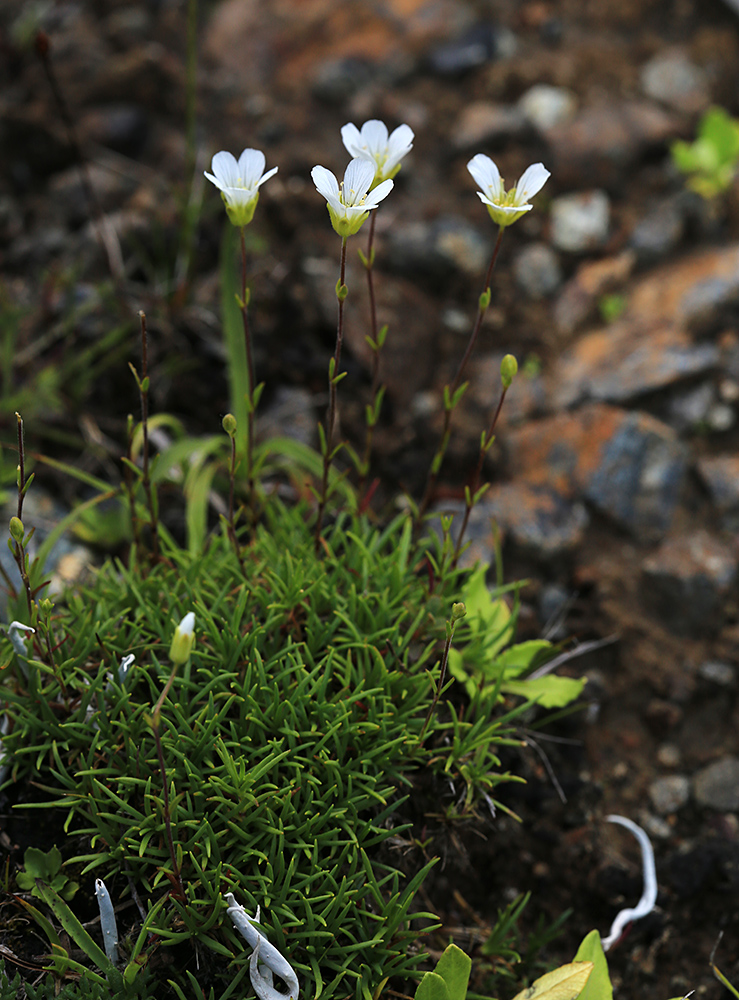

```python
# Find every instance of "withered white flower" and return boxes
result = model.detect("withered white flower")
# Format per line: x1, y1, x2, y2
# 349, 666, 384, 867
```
467, 154, 550, 227
225, 893, 299, 1000
311, 158, 393, 238
205, 149, 278, 227
341, 119, 414, 184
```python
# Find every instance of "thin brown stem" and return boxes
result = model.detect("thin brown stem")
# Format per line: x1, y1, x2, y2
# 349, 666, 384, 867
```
358, 212, 382, 501
451, 384, 509, 569
314, 237, 348, 552
416, 226, 505, 522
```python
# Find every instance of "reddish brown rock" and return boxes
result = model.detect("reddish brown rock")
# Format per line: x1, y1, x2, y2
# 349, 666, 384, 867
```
506, 405, 688, 539
554, 251, 635, 334
551, 321, 719, 409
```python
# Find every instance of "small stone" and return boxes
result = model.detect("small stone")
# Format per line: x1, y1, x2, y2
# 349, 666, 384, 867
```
641, 530, 738, 635
513, 243, 562, 300
649, 775, 690, 815
518, 84, 577, 132
706, 402, 735, 432
428, 23, 511, 76
550, 191, 610, 252
697, 661, 736, 686
657, 744, 682, 768
640, 49, 710, 115
666, 382, 716, 432
698, 454, 739, 514
693, 756, 739, 811
452, 102, 529, 149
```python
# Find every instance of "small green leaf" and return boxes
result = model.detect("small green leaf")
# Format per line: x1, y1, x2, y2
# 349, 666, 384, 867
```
415, 971, 451, 1000
433, 943, 471, 1000
572, 930, 612, 1000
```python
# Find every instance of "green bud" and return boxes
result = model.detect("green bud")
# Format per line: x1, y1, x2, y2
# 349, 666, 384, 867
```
479, 287, 491, 311
336, 279, 349, 302
222, 413, 237, 437
500, 354, 518, 388
39, 598, 54, 615
9, 517, 24, 543
169, 612, 195, 666
451, 602, 467, 622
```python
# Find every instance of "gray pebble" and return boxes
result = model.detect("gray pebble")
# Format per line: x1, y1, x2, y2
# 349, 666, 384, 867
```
550, 191, 610, 252
693, 756, 739, 811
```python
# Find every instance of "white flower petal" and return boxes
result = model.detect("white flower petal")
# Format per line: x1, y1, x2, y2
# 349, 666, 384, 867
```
343, 159, 375, 204
235, 148, 265, 189
366, 178, 394, 208
311, 165, 340, 202
360, 119, 389, 155
514, 162, 550, 203
384, 123, 414, 172
340, 123, 363, 157
467, 153, 502, 200
210, 150, 240, 188
257, 165, 279, 188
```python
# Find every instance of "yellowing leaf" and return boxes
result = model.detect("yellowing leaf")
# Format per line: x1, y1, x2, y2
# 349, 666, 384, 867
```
511, 961, 593, 1000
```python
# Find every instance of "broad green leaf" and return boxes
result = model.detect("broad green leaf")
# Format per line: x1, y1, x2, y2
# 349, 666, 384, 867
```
35, 880, 113, 973
433, 944, 471, 1000
495, 640, 552, 678
572, 930, 612, 1000
415, 971, 451, 1000
511, 961, 593, 1000
502, 675, 586, 708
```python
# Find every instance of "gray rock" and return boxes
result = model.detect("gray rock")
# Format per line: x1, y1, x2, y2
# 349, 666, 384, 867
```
259, 386, 316, 448
513, 243, 563, 300
482, 482, 589, 560
693, 756, 739, 811
585, 412, 688, 541
550, 191, 610, 252
697, 661, 736, 687
665, 382, 716, 432
640, 50, 710, 115
649, 775, 690, 814
311, 58, 374, 104
518, 84, 577, 132
641, 529, 737, 635
552, 323, 719, 410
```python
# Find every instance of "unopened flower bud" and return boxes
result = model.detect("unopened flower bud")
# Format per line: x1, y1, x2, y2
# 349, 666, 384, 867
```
9, 517, 24, 543
169, 612, 195, 665
451, 602, 467, 622
222, 413, 238, 437
500, 354, 518, 389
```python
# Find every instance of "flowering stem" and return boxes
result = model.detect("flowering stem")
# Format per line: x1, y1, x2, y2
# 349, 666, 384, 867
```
358, 211, 384, 502
138, 312, 160, 560
11, 414, 34, 620
239, 226, 256, 509
416, 225, 505, 524
451, 383, 509, 569
150, 716, 186, 901
314, 236, 348, 553
419, 604, 466, 744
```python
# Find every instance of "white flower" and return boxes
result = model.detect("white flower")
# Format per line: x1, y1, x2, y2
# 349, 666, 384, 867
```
341, 119, 414, 184
225, 893, 299, 1000
204, 149, 278, 227
169, 611, 195, 665
467, 154, 550, 228
311, 158, 393, 238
